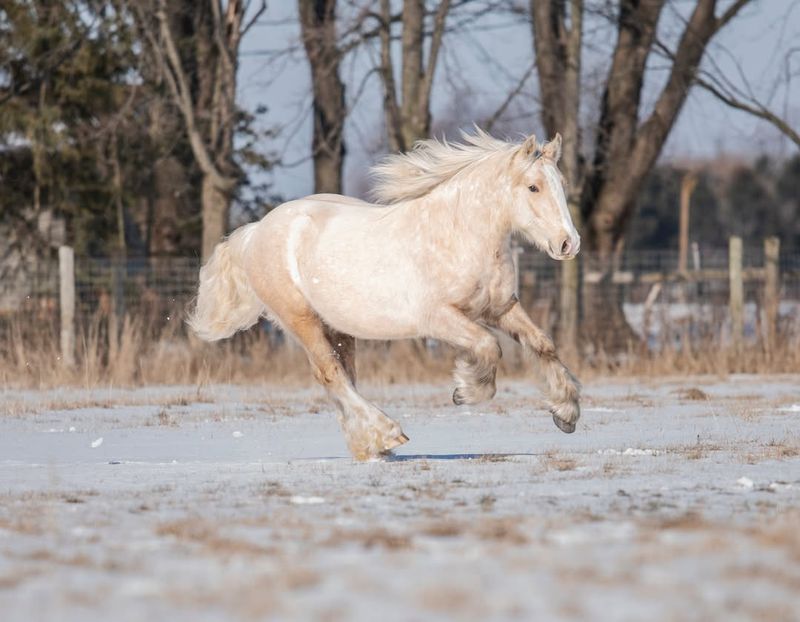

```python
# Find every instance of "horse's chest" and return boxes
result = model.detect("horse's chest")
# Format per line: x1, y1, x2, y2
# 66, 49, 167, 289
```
457, 261, 516, 320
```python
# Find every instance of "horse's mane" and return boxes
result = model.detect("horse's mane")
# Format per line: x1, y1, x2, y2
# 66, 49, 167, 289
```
370, 127, 517, 205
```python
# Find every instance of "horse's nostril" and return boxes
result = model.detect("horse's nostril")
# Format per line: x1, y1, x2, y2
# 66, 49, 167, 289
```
561, 238, 571, 256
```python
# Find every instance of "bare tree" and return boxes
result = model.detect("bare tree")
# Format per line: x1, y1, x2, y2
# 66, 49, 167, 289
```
129, 0, 265, 260
528, 0, 771, 348
299, 0, 347, 193
531, 0, 583, 352
379, 0, 452, 152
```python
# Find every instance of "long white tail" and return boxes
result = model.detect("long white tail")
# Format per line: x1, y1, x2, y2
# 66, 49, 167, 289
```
188, 224, 265, 341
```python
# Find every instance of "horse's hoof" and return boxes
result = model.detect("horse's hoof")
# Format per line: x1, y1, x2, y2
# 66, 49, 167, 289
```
383, 432, 410, 451
552, 414, 576, 434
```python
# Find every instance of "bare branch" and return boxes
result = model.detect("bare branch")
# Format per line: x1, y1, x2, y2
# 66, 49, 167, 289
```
483, 60, 535, 133
420, 0, 452, 109
715, 0, 753, 32
379, 0, 403, 152
154, 0, 234, 189
695, 74, 800, 148
242, 0, 268, 36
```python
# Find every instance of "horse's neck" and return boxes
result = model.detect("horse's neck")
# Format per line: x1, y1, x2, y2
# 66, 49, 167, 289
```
401, 184, 510, 254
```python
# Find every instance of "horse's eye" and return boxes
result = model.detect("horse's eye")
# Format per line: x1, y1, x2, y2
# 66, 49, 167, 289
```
528, 184, 539, 193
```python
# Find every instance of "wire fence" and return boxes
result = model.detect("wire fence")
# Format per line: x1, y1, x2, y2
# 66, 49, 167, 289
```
517, 242, 800, 351
2, 243, 799, 354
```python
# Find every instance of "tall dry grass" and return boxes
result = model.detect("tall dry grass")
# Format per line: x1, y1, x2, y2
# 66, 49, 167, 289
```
0, 314, 797, 390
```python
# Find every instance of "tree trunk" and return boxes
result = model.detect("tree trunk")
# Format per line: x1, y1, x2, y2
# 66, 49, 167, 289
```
299, 0, 346, 194
399, 0, 426, 149
379, 0, 450, 152
201, 174, 229, 260
531, 0, 583, 354
132, 0, 251, 258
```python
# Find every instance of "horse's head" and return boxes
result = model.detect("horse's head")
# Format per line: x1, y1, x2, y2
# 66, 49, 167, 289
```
508, 133, 580, 260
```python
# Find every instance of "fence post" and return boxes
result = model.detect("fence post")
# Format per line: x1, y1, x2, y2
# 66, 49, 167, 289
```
558, 258, 579, 354
678, 172, 697, 274
729, 236, 743, 353
59, 245, 76, 367
763, 236, 780, 355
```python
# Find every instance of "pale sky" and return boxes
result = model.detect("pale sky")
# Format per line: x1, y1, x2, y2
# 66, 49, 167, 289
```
238, 1, 800, 201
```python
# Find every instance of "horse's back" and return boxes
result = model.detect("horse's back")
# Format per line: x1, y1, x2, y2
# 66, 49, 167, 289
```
249, 193, 422, 339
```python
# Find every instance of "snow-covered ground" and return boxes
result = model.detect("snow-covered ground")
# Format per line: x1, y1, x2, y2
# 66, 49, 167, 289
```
1, 375, 799, 621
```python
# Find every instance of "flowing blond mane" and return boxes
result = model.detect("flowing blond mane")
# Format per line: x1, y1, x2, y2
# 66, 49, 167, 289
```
370, 128, 518, 204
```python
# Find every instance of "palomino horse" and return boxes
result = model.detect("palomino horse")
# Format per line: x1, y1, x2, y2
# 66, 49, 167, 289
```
189, 129, 581, 460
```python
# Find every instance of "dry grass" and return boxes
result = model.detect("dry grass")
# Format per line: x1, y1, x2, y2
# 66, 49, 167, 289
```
0, 313, 798, 390
674, 387, 709, 400
156, 518, 274, 557
541, 450, 578, 472
669, 441, 723, 460
746, 437, 800, 463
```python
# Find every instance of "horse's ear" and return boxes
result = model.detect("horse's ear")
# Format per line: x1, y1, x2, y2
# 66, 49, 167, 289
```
521, 134, 539, 159
543, 133, 562, 162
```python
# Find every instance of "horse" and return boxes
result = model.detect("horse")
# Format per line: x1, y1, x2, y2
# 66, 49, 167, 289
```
188, 128, 581, 460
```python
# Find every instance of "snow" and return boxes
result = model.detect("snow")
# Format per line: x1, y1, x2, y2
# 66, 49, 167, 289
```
1, 375, 799, 621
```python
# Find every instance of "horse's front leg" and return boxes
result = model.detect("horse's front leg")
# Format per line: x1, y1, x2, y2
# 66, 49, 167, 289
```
428, 307, 502, 406
494, 302, 580, 433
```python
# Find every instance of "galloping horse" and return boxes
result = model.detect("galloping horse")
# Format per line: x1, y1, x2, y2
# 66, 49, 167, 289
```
189, 129, 581, 460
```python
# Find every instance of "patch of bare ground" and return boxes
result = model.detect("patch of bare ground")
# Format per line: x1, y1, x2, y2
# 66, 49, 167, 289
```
674, 387, 709, 401
743, 437, 800, 463
420, 520, 464, 538
734, 605, 798, 622
555, 563, 636, 588
599, 459, 631, 478
541, 450, 578, 472
8, 549, 95, 568
617, 393, 655, 407
634, 512, 800, 566
731, 403, 763, 421
145, 409, 179, 427
164, 576, 284, 622
476, 453, 511, 463
0, 513, 41, 536
259, 481, 292, 498
473, 518, 529, 544
668, 441, 724, 460
750, 513, 800, 562
404, 481, 448, 500
417, 584, 486, 617
323, 527, 412, 551
725, 564, 800, 592
0, 568, 41, 590
0, 392, 212, 418
156, 518, 274, 557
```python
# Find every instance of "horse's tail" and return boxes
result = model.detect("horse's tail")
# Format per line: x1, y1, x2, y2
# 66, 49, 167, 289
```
188, 224, 265, 342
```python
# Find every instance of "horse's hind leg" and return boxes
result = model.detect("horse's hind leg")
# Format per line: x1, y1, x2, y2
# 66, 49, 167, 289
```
427, 306, 502, 406
322, 324, 356, 384
286, 309, 408, 459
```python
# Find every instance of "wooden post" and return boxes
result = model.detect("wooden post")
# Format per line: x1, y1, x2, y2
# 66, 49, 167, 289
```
729, 236, 743, 353
678, 172, 698, 274
59, 246, 76, 367
764, 236, 780, 355
558, 258, 579, 353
